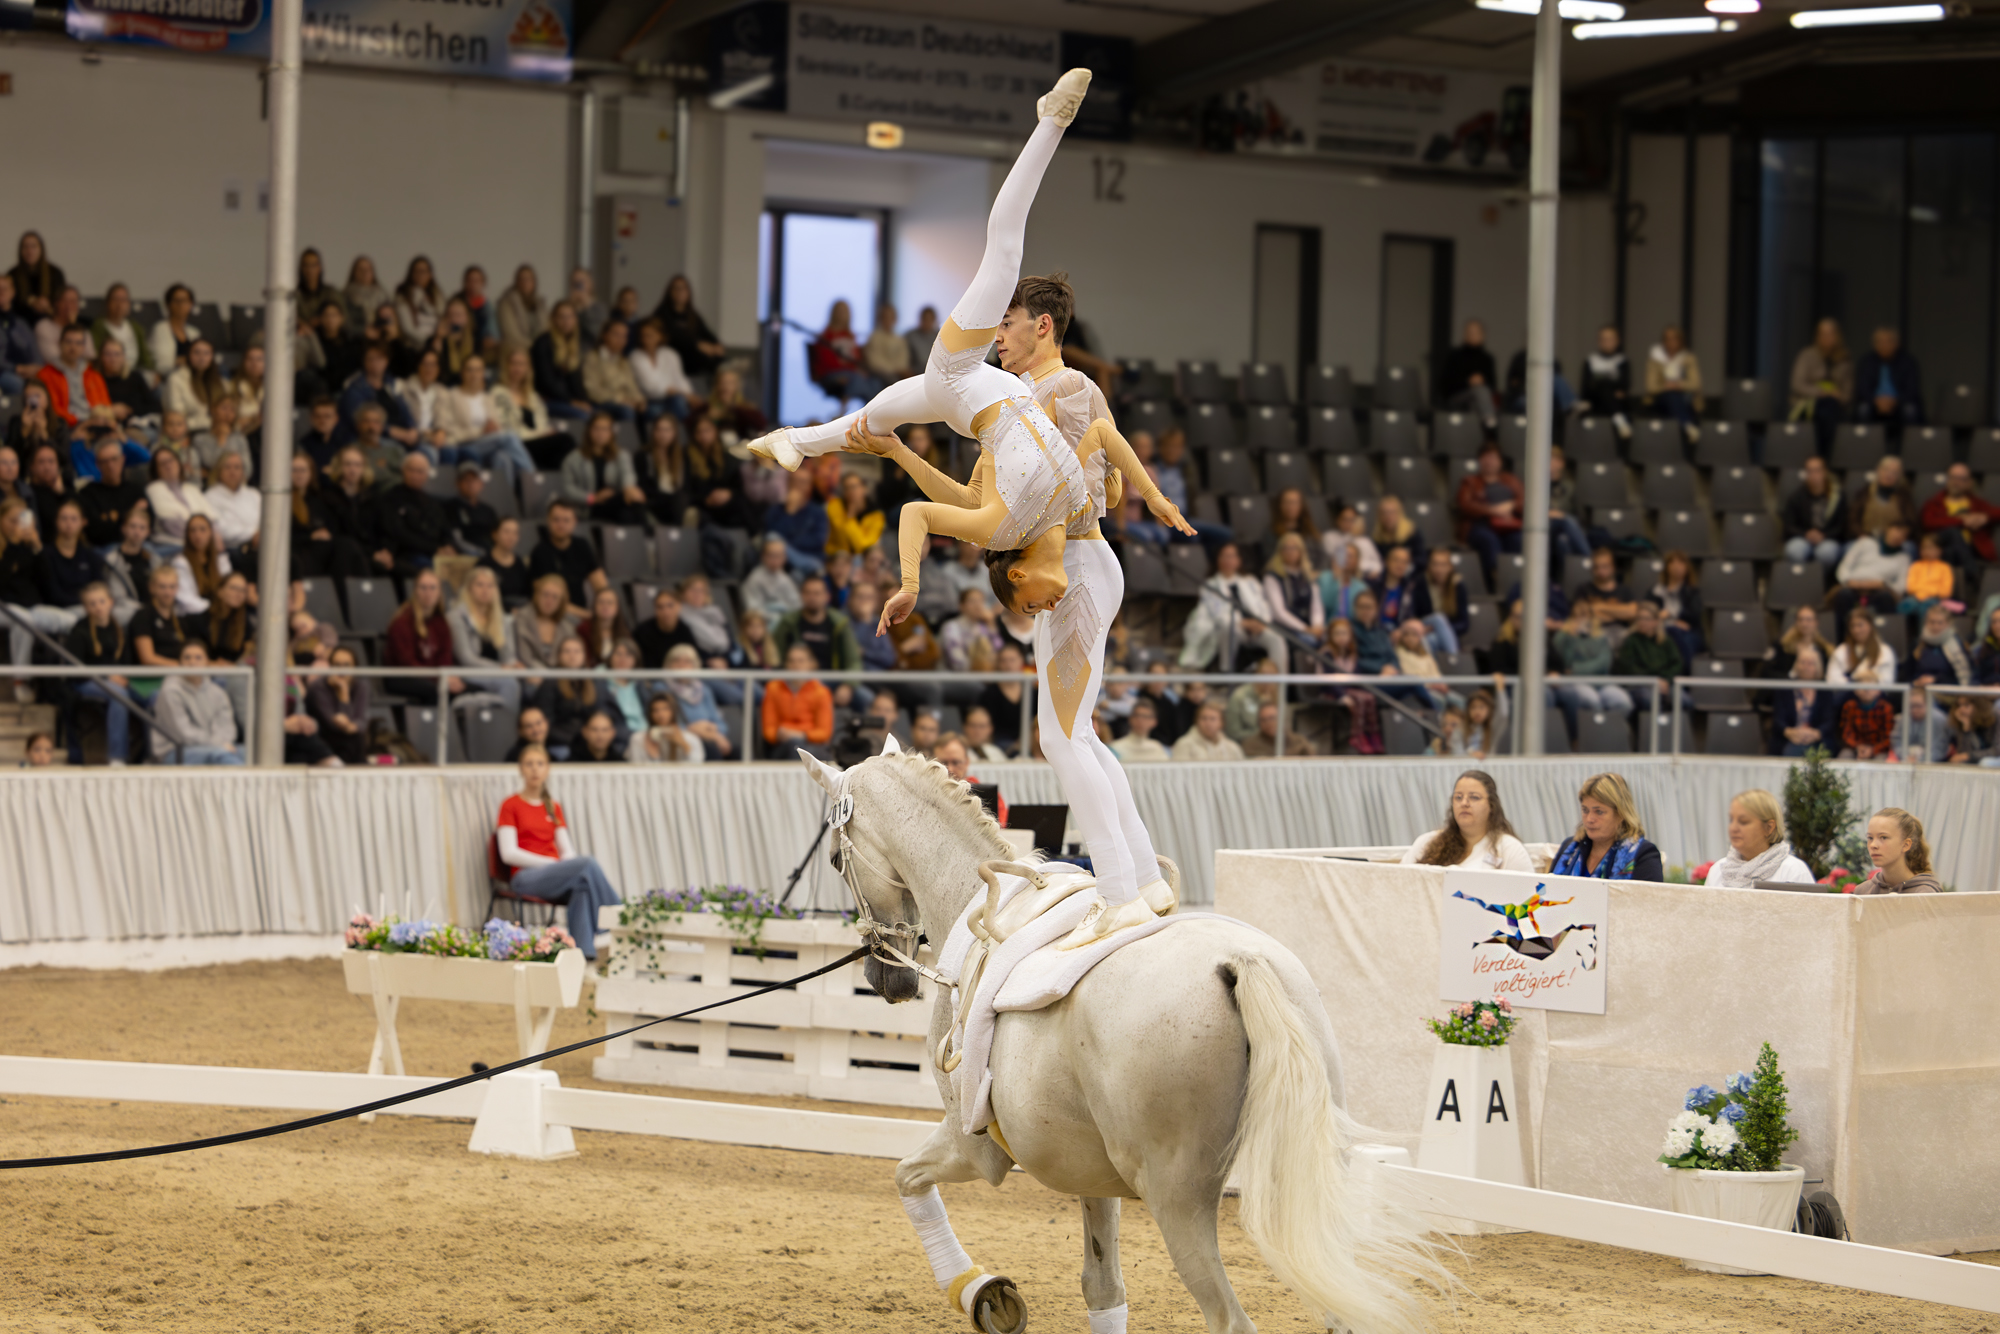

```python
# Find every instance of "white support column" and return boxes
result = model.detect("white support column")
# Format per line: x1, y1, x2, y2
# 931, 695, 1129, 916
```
1517, 0, 1562, 755
576, 84, 599, 274
252, 0, 301, 767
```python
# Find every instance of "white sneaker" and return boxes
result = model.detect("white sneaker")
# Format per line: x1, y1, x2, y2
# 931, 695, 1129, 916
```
1055, 894, 1155, 951
746, 429, 803, 473
1037, 68, 1092, 128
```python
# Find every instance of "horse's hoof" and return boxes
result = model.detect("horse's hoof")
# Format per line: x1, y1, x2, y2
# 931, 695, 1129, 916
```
972, 1275, 1027, 1334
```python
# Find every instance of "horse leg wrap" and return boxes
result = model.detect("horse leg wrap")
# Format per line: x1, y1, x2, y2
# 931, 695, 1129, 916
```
902, 1188, 974, 1287
1087, 1304, 1129, 1334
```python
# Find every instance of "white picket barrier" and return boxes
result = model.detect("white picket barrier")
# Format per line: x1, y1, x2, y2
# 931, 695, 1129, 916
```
590, 911, 941, 1110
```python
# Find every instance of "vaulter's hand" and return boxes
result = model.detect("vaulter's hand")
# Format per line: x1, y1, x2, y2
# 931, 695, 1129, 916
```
1147, 493, 1196, 537
846, 418, 902, 458
879, 589, 916, 635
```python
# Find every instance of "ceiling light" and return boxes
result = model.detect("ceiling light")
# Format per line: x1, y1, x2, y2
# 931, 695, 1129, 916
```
1477, 0, 1628, 18
1705, 0, 1759, 12
1790, 3, 1943, 26
1572, 15, 1727, 35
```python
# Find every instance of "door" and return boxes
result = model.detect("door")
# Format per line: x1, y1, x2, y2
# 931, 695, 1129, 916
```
763, 209, 884, 425
1379, 235, 1454, 403
1253, 225, 1322, 397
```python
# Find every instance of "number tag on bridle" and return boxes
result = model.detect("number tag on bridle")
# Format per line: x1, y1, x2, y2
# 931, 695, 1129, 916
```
828, 794, 854, 830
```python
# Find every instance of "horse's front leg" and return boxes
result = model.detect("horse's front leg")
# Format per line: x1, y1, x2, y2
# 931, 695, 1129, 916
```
896, 1111, 1024, 1331
1079, 1196, 1128, 1333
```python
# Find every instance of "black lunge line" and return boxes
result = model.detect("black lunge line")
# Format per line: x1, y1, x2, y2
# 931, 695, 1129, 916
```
0, 945, 870, 1171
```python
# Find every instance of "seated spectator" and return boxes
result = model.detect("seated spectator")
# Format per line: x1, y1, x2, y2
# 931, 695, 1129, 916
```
1702, 789, 1815, 887
810, 300, 880, 410
129, 563, 202, 684
1852, 808, 1940, 894
627, 318, 693, 425
1781, 456, 1847, 568
1180, 541, 1287, 671
661, 642, 734, 759
1838, 670, 1896, 759
201, 568, 255, 719
37, 495, 104, 616
1644, 324, 1703, 435
631, 587, 694, 669
1371, 493, 1423, 567
1830, 530, 1909, 643
376, 453, 452, 573
1550, 772, 1662, 880
1901, 533, 1956, 619
1402, 769, 1532, 870
148, 282, 197, 372
338, 341, 419, 449
1549, 601, 1632, 737
497, 264, 548, 352
560, 411, 645, 525
8, 396, 69, 503
576, 585, 629, 668
1649, 550, 1704, 660
630, 691, 705, 764
296, 395, 342, 472
1977, 607, 2000, 685
300, 300, 360, 399
1910, 601, 1971, 687
864, 301, 913, 383
1828, 607, 1898, 686
1849, 455, 1917, 543
319, 446, 388, 573
1110, 696, 1169, 763
514, 573, 582, 677
1760, 605, 1830, 680
504, 705, 562, 762
527, 499, 608, 612
94, 337, 157, 444
348, 402, 407, 485
581, 320, 647, 422
169, 513, 230, 613
1438, 318, 1498, 426
495, 747, 624, 957
1580, 323, 1633, 438
1854, 326, 1923, 429
60, 581, 133, 764
567, 709, 626, 764
1941, 692, 1998, 765
1770, 645, 1834, 756
492, 348, 572, 470
1314, 617, 1383, 754
1454, 443, 1524, 574
1240, 700, 1313, 758
146, 640, 243, 765
975, 642, 1030, 753
40, 319, 113, 439
18, 731, 53, 766
1224, 657, 1281, 740
635, 414, 688, 527
1541, 444, 1591, 559
531, 300, 592, 420
532, 636, 603, 750
426, 295, 481, 385
0, 275, 33, 395
458, 265, 505, 351
1570, 545, 1639, 625
1268, 487, 1319, 554
772, 573, 856, 678
1171, 698, 1244, 762
397, 348, 450, 462
1319, 539, 1371, 623
698, 367, 768, 449
652, 275, 727, 378
743, 537, 805, 624
1789, 317, 1854, 452
34, 284, 83, 365
446, 565, 523, 712
1388, 616, 1462, 714
766, 471, 829, 577
394, 256, 444, 348
1613, 600, 1683, 717
1348, 589, 1395, 676
8, 233, 59, 325
909, 708, 941, 754
960, 706, 1009, 764
229, 344, 265, 436
764, 641, 834, 757
480, 515, 532, 608
825, 472, 884, 557
1423, 547, 1471, 649
1320, 500, 1382, 582
1371, 543, 1455, 655
305, 644, 370, 765
78, 439, 145, 549
103, 506, 154, 622
443, 463, 498, 557
569, 267, 609, 345
1261, 532, 1324, 662
874, 424, 945, 526
844, 579, 899, 680
203, 451, 258, 567
193, 395, 254, 484
1920, 462, 1999, 569
383, 568, 466, 706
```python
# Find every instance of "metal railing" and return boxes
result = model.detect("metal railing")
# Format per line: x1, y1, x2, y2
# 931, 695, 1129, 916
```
1917, 683, 2000, 766
1668, 676, 1911, 761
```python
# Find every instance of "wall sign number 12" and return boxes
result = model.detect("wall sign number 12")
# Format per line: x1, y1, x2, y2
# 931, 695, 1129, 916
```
1092, 157, 1126, 203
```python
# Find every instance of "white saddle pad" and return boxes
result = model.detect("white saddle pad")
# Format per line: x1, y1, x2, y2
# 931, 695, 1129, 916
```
935, 864, 1222, 1136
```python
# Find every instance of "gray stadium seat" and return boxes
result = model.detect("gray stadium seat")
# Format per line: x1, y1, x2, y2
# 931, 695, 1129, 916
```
1407, 500, 1453, 551
1830, 423, 1884, 472
228, 303, 264, 352
1460, 599, 1498, 651
1492, 553, 1528, 596
1370, 410, 1422, 458
1937, 382, 1984, 428
1240, 362, 1288, 405
1165, 543, 1209, 594
1655, 510, 1713, 555
1591, 507, 1645, 542
1432, 412, 1484, 459
1382, 456, 1439, 503
1709, 607, 1771, 659
1179, 361, 1227, 403
343, 577, 399, 637
424, 470, 457, 499
1694, 421, 1752, 469
1562, 553, 1591, 592
1203, 448, 1259, 495
597, 524, 652, 586
1577, 711, 1632, 755
1704, 712, 1765, 755
1762, 422, 1816, 470
1720, 510, 1779, 559
1872, 612, 1909, 660
298, 576, 347, 634
486, 472, 520, 520
1901, 426, 1952, 473
655, 526, 702, 583
1722, 378, 1774, 424
1244, 404, 1295, 450
459, 704, 517, 764
626, 580, 659, 625
1644, 707, 1694, 755
1373, 366, 1423, 412
1126, 398, 1175, 438
1687, 655, 1750, 711
1226, 494, 1273, 548
1262, 451, 1316, 494
1711, 466, 1768, 512
1382, 708, 1429, 756
1320, 452, 1373, 500
1700, 559, 1759, 609
1448, 549, 1489, 597
1641, 464, 1697, 510
1543, 709, 1573, 755
191, 303, 228, 349
1568, 416, 1618, 463
1306, 406, 1360, 453
1305, 365, 1355, 408
1629, 419, 1684, 466
1575, 460, 1628, 511
1975, 429, 2000, 477
1301, 492, 1332, 532
1766, 561, 1826, 611
1497, 415, 1529, 460
1184, 401, 1234, 450
1122, 543, 1173, 598
401, 705, 444, 763
520, 471, 560, 520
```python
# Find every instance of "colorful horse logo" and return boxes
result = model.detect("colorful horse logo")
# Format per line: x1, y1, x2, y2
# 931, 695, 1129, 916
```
1452, 885, 1599, 969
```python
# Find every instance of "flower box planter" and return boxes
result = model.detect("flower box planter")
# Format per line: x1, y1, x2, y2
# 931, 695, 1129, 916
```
341, 948, 587, 1089
591, 906, 941, 1110
1664, 1163, 1807, 1275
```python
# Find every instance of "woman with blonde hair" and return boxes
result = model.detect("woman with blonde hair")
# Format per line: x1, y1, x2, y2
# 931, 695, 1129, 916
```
447, 564, 523, 711
1703, 789, 1813, 887
1403, 769, 1533, 870
1262, 530, 1323, 651
1853, 807, 1940, 894
513, 572, 581, 676
1549, 771, 1663, 880
532, 299, 591, 419
169, 512, 230, 613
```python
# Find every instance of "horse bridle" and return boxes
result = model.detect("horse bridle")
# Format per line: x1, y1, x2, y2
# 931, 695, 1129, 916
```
826, 784, 951, 987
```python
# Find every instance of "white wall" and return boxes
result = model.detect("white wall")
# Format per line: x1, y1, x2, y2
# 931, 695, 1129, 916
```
0, 41, 571, 309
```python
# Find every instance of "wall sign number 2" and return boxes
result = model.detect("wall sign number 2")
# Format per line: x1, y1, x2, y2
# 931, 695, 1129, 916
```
1092, 156, 1126, 203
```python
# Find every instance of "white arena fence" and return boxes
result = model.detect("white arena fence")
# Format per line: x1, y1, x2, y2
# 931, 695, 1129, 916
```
5, 751, 2000, 948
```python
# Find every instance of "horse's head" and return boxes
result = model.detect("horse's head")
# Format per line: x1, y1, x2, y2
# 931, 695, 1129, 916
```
799, 735, 924, 1003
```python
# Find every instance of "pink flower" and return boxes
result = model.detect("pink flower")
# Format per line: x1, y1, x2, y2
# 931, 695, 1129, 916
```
1691, 860, 1715, 883
1496, 998, 1512, 1012
1477, 1011, 1498, 1029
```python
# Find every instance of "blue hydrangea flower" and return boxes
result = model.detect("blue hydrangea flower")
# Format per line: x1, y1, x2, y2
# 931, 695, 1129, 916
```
1720, 1101, 1748, 1124
387, 920, 434, 947
1684, 1084, 1719, 1111
1728, 1072, 1753, 1095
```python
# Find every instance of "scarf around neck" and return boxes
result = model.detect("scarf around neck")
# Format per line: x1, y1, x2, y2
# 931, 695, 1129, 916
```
1709, 839, 1797, 888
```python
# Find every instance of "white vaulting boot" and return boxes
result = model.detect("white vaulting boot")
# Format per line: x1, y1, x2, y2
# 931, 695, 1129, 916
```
1138, 854, 1181, 915
1055, 893, 1156, 951
1037, 68, 1092, 127
745, 428, 803, 472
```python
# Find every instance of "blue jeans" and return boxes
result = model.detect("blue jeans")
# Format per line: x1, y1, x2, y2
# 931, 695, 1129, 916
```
644, 394, 691, 425
547, 401, 591, 421
1127, 517, 1234, 551
1784, 536, 1843, 568
597, 403, 636, 422
164, 745, 246, 765
781, 542, 825, 576
1655, 390, 1697, 427
67, 681, 131, 764
1422, 613, 1460, 657
461, 675, 522, 713
445, 431, 534, 477
1552, 515, 1591, 558
508, 856, 623, 957
1467, 522, 1521, 577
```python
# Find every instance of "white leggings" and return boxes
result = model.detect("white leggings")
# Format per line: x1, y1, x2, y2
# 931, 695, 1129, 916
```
1035, 540, 1158, 905
780, 114, 1068, 455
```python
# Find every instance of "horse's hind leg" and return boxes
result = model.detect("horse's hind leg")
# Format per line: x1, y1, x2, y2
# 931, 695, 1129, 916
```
1146, 1184, 1257, 1334
1079, 1196, 1128, 1332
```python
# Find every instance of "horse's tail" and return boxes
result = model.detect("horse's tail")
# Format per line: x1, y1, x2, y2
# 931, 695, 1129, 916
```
1225, 951, 1447, 1334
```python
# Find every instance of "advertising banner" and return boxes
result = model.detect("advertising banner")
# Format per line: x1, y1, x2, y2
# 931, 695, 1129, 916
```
1438, 868, 1607, 1014
65, 0, 572, 83
1231, 57, 1526, 174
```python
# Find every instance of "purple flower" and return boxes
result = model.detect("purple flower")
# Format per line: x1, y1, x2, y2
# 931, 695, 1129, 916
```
1719, 1101, 1748, 1124
1684, 1084, 1719, 1111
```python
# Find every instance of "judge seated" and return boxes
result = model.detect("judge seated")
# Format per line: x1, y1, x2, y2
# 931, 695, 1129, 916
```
1700, 788, 1815, 888
1401, 769, 1534, 871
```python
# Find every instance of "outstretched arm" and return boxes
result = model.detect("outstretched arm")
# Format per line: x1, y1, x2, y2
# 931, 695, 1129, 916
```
1451, 890, 1501, 915
1080, 418, 1195, 537
847, 418, 980, 508
882, 498, 1009, 634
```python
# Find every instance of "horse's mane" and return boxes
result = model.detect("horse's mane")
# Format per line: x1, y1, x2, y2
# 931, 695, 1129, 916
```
869, 749, 1012, 854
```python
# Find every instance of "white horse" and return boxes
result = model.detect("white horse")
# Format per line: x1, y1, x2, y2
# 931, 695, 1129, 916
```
799, 743, 1441, 1334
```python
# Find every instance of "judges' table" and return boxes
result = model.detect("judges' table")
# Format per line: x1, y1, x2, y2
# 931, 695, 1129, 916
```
1216, 850, 2000, 1255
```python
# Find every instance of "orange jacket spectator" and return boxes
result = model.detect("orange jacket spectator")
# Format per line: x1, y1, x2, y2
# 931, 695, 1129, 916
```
37, 361, 108, 426
762, 677, 833, 745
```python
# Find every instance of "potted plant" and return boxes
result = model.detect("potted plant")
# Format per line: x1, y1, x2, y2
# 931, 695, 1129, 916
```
1658, 1042, 1804, 1274
1418, 999, 1526, 1192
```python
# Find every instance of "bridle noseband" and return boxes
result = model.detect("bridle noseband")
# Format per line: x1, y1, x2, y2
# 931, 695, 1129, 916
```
826, 783, 951, 987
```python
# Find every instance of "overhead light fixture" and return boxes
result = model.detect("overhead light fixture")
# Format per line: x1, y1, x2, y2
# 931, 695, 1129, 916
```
1790, 3, 1943, 26
1476, 0, 1627, 18
1573, 15, 1735, 36
708, 72, 774, 110
1705, 0, 1760, 12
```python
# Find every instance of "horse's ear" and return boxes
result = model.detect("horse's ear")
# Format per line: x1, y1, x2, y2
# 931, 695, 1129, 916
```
797, 749, 843, 794
880, 729, 903, 757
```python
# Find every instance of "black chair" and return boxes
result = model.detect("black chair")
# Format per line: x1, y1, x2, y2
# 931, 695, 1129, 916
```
1641, 464, 1698, 510
598, 524, 652, 586
1687, 655, 1750, 711
1226, 494, 1274, 550
1629, 419, 1684, 466
1382, 708, 1429, 756
626, 580, 660, 625
487, 832, 560, 926
1703, 712, 1766, 755
1306, 406, 1361, 454
1320, 453, 1374, 500
1575, 461, 1629, 511
228, 303, 264, 352
1497, 415, 1530, 461
1542, 709, 1573, 755
1449, 549, 1490, 597
1762, 422, 1816, 470
1240, 362, 1288, 406
342, 577, 399, 637
1720, 511, 1779, 559
1460, 599, 1499, 652
1568, 416, 1619, 463
1722, 378, 1774, 424
1766, 561, 1826, 611
1899, 426, 1952, 473
402, 705, 444, 763
1122, 543, 1173, 598
1262, 451, 1316, 494
1711, 466, 1769, 512
1829, 423, 1884, 472
1937, 382, 1984, 429
1694, 421, 1752, 469
656, 526, 702, 583
1179, 361, 1227, 403
1305, 365, 1355, 408
1577, 711, 1633, 755
1184, 402, 1234, 451
520, 471, 561, 520
1126, 398, 1175, 438
1432, 412, 1484, 460
1655, 510, 1713, 555
1407, 500, 1453, 552
1382, 456, 1439, 503
1872, 612, 1909, 660
1243, 404, 1295, 450
1592, 507, 1646, 542
1373, 366, 1424, 412
299, 576, 348, 634
460, 704, 518, 764
1561, 552, 1592, 593
1203, 448, 1260, 495
1370, 410, 1422, 458
1165, 543, 1210, 593
1709, 607, 1771, 660
1700, 559, 1760, 609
